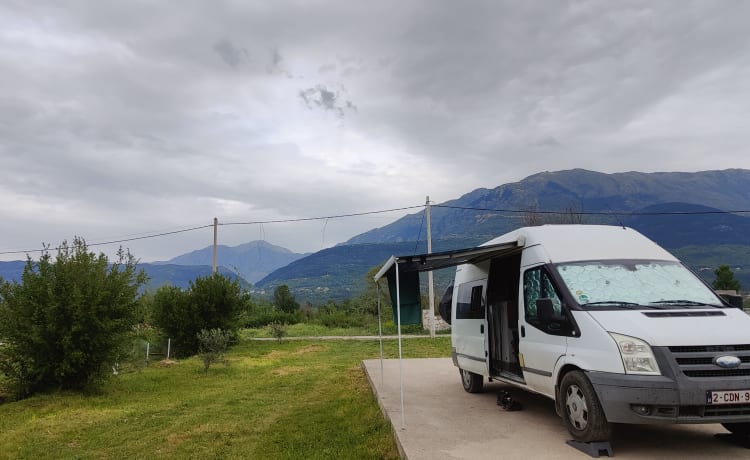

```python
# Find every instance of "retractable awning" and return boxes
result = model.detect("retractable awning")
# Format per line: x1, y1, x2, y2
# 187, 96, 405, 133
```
373, 240, 522, 281
371, 238, 523, 428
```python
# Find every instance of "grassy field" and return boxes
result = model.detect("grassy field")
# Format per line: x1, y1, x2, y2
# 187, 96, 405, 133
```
240, 322, 443, 338
0, 335, 451, 459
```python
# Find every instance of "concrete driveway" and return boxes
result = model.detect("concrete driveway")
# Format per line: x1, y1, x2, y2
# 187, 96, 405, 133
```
362, 358, 749, 459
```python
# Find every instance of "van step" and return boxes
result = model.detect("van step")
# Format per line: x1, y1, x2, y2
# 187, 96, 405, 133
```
493, 371, 525, 384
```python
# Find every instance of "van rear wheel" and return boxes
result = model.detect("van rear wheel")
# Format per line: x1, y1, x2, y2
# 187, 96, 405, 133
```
460, 368, 483, 393
560, 371, 611, 442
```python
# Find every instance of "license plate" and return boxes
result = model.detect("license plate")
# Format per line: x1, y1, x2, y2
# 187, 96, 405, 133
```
707, 390, 750, 405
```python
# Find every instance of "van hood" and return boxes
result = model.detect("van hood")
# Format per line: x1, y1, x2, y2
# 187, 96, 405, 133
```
585, 308, 750, 347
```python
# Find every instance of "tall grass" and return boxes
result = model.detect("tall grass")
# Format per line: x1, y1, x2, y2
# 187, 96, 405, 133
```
0, 335, 451, 459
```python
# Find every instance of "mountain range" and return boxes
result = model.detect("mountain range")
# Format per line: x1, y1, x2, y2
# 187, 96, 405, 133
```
255, 168, 750, 303
2, 169, 748, 302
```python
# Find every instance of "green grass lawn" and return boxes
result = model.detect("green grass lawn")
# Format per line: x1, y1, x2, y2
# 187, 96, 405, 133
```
242, 322, 449, 338
0, 335, 451, 459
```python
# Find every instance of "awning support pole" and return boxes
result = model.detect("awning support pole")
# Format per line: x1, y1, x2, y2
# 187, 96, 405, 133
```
396, 261, 405, 428
377, 283, 384, 386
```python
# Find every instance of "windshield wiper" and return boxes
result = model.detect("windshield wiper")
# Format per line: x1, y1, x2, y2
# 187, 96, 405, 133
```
650, 300, 722, 307
582, 301, 642, 308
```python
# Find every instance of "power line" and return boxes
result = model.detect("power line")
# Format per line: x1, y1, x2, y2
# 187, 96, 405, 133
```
0, 205, 424, 257
432, 204, 750, 216
0, 224, 214, 256
2, 202, 749, 257
219, 205, 424, 226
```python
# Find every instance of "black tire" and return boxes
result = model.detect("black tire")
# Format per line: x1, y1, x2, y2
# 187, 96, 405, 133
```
722, 422, 750, 436
560, 370, 612, 442
460, 368, 483, 393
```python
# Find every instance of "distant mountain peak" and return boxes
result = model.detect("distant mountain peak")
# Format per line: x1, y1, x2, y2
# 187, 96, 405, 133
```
159, 240, 306, 283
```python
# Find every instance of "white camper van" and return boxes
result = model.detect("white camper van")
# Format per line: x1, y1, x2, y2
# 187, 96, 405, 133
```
446, 225, 750, 442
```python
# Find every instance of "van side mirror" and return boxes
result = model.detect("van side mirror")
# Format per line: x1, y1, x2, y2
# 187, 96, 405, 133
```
536, 298, 565, 333
536, 298, 554, 323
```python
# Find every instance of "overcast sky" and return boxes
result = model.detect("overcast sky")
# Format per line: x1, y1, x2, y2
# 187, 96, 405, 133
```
1, 0, 750, 262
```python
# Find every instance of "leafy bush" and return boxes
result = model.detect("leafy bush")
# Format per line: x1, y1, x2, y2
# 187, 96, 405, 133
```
0, 238, 146, 398
197, 328, 231, 373
151, 273, 246, 357
268, 321, 287, 342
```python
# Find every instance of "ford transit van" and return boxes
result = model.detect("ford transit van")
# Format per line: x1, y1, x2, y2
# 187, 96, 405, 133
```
447, 225, 750, 442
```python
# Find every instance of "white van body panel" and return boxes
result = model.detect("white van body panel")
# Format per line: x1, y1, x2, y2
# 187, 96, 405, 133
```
587, 308, 750, 347
452, 263, 489, 375
483, 225, 678, 263
564, 311, 625, 374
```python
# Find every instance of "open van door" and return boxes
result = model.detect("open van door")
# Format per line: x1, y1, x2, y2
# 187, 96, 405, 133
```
519, 264, 569, 397
452, 277, 488, 377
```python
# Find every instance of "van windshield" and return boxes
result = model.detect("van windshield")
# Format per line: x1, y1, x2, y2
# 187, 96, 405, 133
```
555, 260, 724, 309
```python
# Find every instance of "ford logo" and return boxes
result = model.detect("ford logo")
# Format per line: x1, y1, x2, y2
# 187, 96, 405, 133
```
714, 355, 742, 369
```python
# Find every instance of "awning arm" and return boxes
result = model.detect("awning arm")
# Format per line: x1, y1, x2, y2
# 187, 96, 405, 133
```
373, 255, 397, 282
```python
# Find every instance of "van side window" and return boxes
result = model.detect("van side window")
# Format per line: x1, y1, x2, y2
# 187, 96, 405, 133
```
456, 280, 485, 320
523, 267, 564, 331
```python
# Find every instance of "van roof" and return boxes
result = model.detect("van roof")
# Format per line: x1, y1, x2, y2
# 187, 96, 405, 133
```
482, 225, 677, 264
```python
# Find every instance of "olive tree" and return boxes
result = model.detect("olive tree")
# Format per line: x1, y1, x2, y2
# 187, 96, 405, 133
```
0, 238, 147, 398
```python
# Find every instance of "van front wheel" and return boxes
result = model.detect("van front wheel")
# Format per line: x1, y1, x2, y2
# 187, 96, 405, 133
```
460, 368, 483, 393
560, 371, 611, 442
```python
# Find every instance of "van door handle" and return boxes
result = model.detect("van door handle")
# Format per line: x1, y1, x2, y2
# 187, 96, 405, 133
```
480, 324, 484, 334
521, 326, 525, 338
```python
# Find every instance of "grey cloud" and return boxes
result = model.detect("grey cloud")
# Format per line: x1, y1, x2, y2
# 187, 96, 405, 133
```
1, 1, 750, 261
212, 39, 249, 68
299, 85, 357, 118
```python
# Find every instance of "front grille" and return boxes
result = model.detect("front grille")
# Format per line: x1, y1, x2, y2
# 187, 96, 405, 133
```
676, 356, 750, 366
683, 369, 750, 378
704, 404, 750, 417
668, 344, 750, 379
679, 404, 750, 418
670, 344, 750, 353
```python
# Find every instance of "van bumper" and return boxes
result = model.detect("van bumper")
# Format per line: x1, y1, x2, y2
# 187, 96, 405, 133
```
586, 371, 750, 425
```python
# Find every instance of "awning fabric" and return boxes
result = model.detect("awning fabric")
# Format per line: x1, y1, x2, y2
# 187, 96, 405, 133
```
374, 241, 521, 280
386, 269, 421, 325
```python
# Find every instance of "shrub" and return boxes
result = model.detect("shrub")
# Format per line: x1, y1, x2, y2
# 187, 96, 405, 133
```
151, 274, 246, 357
268, 321, 287, 342
197, 328, 231, 373
0, 238, 146, 398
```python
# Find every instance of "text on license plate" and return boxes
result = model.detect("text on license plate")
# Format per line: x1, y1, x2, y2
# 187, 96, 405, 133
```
707, 390, 750, 405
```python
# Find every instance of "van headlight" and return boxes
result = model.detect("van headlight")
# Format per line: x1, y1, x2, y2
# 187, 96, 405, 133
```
609, 332, 661, 375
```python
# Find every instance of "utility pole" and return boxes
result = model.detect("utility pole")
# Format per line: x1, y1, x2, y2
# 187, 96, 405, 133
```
426, 196, 435, 338
212, 217, 218, 274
